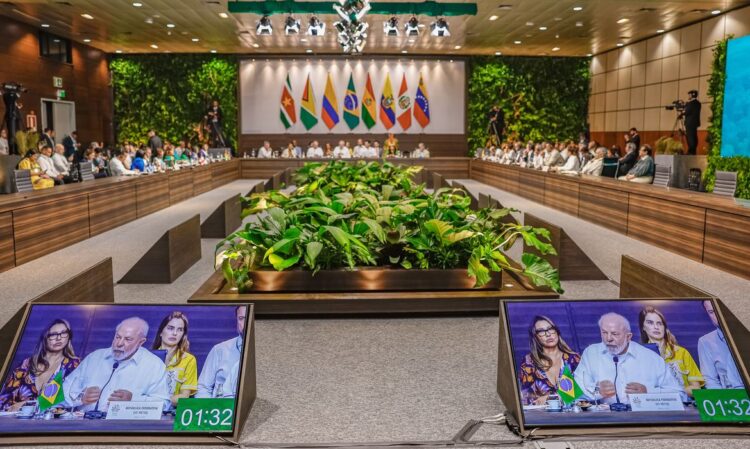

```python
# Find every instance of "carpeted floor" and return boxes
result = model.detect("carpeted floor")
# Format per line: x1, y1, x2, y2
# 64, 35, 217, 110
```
0, 177, 749, 449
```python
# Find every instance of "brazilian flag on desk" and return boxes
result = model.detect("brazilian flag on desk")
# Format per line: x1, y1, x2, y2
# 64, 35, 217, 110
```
557, 366, 583, 405
38, 371, 65, 411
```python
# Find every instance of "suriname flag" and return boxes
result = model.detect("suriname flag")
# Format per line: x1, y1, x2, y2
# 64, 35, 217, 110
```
38, 370, 65, 411
557, 365, 583, 405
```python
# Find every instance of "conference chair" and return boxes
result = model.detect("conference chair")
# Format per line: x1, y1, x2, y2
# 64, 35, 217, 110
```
652, 165, 671, 188
79, 161, 95, 181
13, 169, 33, 193
600, 157, 619, 178
713, 171, 737, 197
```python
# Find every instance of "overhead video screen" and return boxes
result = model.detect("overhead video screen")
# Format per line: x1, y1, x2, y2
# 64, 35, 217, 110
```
504, 299, 749, 427
0, 304, 249, 435
721, 34, 750, 158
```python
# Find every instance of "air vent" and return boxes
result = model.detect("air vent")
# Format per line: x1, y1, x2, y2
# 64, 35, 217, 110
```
497, 4, 513, 10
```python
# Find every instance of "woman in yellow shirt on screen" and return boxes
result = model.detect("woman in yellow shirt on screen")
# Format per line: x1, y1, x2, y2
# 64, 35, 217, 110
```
639, 306, 704, 398
152, 311, 198, 407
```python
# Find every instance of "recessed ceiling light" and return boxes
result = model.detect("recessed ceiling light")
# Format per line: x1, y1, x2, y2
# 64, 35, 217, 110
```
132, 2, 142, 6
300, 38, 308, 42
83, 38, 91, 43
408, 38, 415, 43
657, 29, 665, 33
539, 26, 547, 31
575, 21, 583, 27
498, 5, 513, 10
552, 47, 560, 51
711, 9, 721, 15
252, 43, 259, 48
145, 17, 153, 24
401, 50, 408, 54
219, 12, 229, 18
617, 18, 629, 24
81, 13, 94, 20
514, 40, 521, 44
617, 42, 624, 47
489, 15, 498, 21
41, 23, 50, 28
554, 17, 562, 21
586, 53, 592, 57
454, 45, 461, 49
210, 49, 217, 53
115, 49, 123, 53
306, 49, 312, 53
191, 38, 199, 42
525, 21, 534, 26
495, 51, 502, 55
150, 44, 158, 49
573, 6, 583, 11
166, 23, 175, 28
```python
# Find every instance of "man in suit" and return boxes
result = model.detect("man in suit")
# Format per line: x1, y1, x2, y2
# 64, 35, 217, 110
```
618, 142, 639, 176
147, 130, 163, 153
41, 128, 55, 149
62, 130, 79, 160
684, 90, 701, 155
624, 128, 640, 152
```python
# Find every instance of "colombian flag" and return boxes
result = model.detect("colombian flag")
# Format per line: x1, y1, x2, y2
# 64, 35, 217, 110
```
413, 73, 430, 128
38, 371, 64, 411
396, 73, 412, 130
362, 73, 377, 129
300, 74, 318, 131
322, 73, 340, 130
379, 73, 396, 130
343, 73, 360, 130
557, 365, 583, 405
279, 73, 297, 129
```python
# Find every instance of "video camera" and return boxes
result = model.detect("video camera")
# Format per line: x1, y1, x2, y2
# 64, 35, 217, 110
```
665, 99, 685, 111
1, 82, 27, 94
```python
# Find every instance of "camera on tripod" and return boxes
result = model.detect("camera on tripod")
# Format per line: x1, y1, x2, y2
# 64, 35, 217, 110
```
1, 82, 27, 94
665, 99, 685, 112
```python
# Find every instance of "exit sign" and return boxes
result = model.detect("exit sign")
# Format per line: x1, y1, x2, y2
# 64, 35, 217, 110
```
56, 89, 66, 99
53, 76, 63, 88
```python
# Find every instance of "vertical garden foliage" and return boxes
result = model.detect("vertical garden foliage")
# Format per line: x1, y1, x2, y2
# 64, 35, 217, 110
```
110, 55, 238, 148
467, 57, 590, 154
704, 38, 750, 199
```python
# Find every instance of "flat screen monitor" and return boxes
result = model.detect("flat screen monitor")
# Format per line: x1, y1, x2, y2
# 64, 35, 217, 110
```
0, 303, 251, 437
501, 299, 750, 429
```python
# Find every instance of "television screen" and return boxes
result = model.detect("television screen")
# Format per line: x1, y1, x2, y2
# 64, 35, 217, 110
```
504, 299, 749, 427
0, 303, 250, 435
721, 34, 750, 158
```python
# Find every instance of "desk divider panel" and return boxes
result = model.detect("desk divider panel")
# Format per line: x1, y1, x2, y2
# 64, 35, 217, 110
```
201, 194, 242, 239
618, 254, 712, 299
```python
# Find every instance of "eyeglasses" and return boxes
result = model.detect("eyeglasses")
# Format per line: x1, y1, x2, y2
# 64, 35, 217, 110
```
46, 331, 70, 341
534, 327, 558, 337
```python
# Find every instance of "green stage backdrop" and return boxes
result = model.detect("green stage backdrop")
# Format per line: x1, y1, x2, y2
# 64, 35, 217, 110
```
110, 55, 238, 149
705, 38, 750, 198
466, 56, 590, 154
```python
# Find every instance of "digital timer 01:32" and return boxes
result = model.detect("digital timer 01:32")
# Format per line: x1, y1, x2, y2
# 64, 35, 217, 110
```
173, 398, 236, 432
694, 389, 750, 423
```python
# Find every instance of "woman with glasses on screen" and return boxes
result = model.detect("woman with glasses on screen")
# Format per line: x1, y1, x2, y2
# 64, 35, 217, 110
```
0, 319, 80, 411
518, 316, 581, 405
638, 306, 704, 398
152, 311, 198, 407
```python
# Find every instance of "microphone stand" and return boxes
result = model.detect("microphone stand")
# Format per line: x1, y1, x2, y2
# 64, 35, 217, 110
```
609, 355, 629, 411
84, 362, 119, 419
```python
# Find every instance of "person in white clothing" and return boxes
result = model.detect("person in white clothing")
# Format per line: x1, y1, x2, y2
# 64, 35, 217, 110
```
332, 140, 351, 159
574, 313, 684, 405
109, 148, 140, 176
581, 147, 606, 176
556, 147, 582, 174
196, 306, 246, 398
306, 141, 324, 158
698, 300, 745, 389
52, 144, 71, 176
63, 317, 170, 412
352, 139, 367, 158
37, 145, 69, 184
412, 142, 430, 159
0, 129, 9, 155
257, 141, 273, 158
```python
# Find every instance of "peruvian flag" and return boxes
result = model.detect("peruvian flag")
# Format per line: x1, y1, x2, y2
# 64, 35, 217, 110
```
396, 73, 412, 130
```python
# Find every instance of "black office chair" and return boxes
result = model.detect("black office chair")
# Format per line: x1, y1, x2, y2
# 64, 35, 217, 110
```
600, 157, 620, 178
13, 169, 34, 193
79, 161, 95, 181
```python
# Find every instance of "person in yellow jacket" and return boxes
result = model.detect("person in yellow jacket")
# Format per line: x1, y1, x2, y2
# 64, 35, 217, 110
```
17, 148, 54, 190
151, 311, 198, 408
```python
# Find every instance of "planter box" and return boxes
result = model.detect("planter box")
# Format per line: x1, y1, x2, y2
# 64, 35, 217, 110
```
223, 267, 501, 293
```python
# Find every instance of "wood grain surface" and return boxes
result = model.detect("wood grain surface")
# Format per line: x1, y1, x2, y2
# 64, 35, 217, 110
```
0, 212, 15, 273
703, 210, 750, 280
619, 255, 711, 298
88, 185, 137, 236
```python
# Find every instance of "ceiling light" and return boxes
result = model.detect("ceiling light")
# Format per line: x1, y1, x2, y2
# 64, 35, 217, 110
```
145, 17, 153, 24
430, 17, 450, 37
384, 16, 399, 36
454, 45, 461, 49
495, 51, 502, 55
573, 6, 583, 11
539, 26, 547, 31
514, 40, 521, 44
41, 23, 50, 28
166, 23, 175, 28
132, 2, 142, 6
191, 37, 199, 42
81, 13, 94, 20
408, 38, 415, 43
711, 9, 721, 15
617, 18, 629, 24
576, 21, 583, 27
489, 15, 498, 21
617, 42, 624, 47
306, 49, 313, 53
256, 15, 273, 35
552, 46, 560, 51
83, 38, 91, 43
405, 16, 420, 36
525, 21, 534, 26
657, 29, 665, 33
252, 43, 259, 48
219, 12, 229, 19
586, 53, 592, 57
115, 49, 123, 53
300, 38, 308, 42
284, 15, 300, 35
401, 50, 407, 54
307, 16, 325, 36
150, 44, 158, 49
498, 5, 513, 10
210, 49, 217, 53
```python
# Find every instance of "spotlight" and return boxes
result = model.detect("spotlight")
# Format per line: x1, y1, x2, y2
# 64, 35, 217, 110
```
307, 16, 326, 36
284, 16, 300, 35
332, 0, 371, 54
256, 15, 273, 35
405, 16, 420, 36
334, 0, 371, 24
384, 16, 399, 36
430, 17, 450, 37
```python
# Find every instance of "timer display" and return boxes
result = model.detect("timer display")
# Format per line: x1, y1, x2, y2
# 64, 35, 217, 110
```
694, 389, 750, 423
173, 398, 236, 432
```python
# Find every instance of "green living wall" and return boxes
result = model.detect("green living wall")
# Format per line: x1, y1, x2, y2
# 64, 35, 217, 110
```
467, 56, 590, 154
704, 38, 750, 199
110, 54, 238, 149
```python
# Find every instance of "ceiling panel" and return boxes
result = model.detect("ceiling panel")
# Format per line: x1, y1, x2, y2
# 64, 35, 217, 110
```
1, 0, 749, 56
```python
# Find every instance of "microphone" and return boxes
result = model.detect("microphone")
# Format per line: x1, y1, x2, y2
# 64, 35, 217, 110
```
84, 361, 119, 419
610, 355, 629, 412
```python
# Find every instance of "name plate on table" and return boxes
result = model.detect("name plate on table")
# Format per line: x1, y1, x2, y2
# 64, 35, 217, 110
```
628, 393, 685, 412
106, 401, 163, 420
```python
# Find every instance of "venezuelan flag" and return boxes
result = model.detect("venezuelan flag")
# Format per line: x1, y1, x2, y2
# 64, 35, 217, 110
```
379, 73, 396, 130
413, 73, 430, 128
300, 74, 318, 130
557, 365, 583, 405
322, 73, 340, 130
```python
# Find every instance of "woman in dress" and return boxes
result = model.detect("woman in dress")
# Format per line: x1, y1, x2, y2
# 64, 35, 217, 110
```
152, 311, 198, 407
383, 133, 398, 157
518, 315, 581, 405
0, 319, 80, 410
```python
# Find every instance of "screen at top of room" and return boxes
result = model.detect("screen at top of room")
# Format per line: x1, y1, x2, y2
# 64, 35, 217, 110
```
721, 34, 750, 157
504, 299, 749, 427
240, 58, 465, 135
0, 303, 249, 435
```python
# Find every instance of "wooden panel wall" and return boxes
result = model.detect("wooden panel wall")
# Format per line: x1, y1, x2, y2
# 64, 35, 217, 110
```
577, 185, 629, 234
89, 185, 137, 236
619, 255, 711, 299
169, 170, 194, 204
136, 175, 170, 217
193, 168, 213, 195
0, 212, 14, 272
544, 177, 579, 217
703, 211, 750, 280
0, 17, 112, 143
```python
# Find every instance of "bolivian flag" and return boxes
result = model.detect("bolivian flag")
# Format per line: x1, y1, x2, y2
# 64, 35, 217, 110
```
343, 73, 360, 130
321, 73, 340, 130
362, 73, 377, 129
413, 73, 430, 128
379, 73, 396, 130
557, 365, 583, 405
279, 73, 297, 129
300, 74, 318, 130
38, 371, 64, 411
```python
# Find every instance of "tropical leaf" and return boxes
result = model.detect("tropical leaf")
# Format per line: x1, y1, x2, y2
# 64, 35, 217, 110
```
521, 253, 563, 293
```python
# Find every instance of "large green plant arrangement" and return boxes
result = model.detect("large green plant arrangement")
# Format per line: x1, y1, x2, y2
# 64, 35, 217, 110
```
704, 37, 750, 198
467, 57, 590, 155
216, 161, 562, 293
110, 55, 238, 149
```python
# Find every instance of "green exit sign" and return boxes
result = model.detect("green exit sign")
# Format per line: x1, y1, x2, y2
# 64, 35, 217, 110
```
56, 89, 66, 99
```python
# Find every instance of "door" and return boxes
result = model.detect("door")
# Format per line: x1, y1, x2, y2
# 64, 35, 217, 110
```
40, 99, 76, 141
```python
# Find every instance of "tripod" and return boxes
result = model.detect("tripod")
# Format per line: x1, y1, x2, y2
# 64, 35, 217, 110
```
671, 112, 687, 148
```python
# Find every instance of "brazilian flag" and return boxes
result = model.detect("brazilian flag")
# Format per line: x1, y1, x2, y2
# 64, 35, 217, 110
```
557, 365, 583, 405
38, 371, 65, 411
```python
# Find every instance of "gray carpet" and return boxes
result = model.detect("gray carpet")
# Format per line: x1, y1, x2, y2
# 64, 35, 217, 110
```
0, 177, 749, 449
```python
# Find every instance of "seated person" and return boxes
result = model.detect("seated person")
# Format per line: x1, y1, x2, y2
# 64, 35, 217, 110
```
574, 313, 684, 405
152, 312, 198, 407
152, 148, 167, 172
0, 319, 80, 411
37, 145, 71, 185
63, 317, 170, 411
352, 139, 367, 158
163, 147, 176, 168
281, 143, 295, 159
83, 149, 108, 178
543, 143, 564, 168
198, 144, 209, 160
618, 145, 654, 183
581, 147, 606, 176
372, 141, 382, 158
197, 306, 246, 398
333, 140, 351, 159
556, 146, 581, 174
130, 150, 150, 173
412, 143, 430, 159
518, 316, 581, 406
306, 141, 324, 158
383, 133, 398, 157
699, 300, 744, 389
533, 146, 545, 170
52, 144, 72, 177
618, 142, 637, 174
18, 148, 55, 190
324, 143, 334, 157
109, 148, 140, 176
257, 141, 274, 158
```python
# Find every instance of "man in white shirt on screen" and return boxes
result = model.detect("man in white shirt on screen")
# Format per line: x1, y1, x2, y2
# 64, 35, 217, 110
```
196, 306, 246, 398
333, 140, 351, 159
63, 317, 170, 412
574, 312, 684, 405
257, 141, 273, 158
698, 300, 745, 389
306, 141, 324, 158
